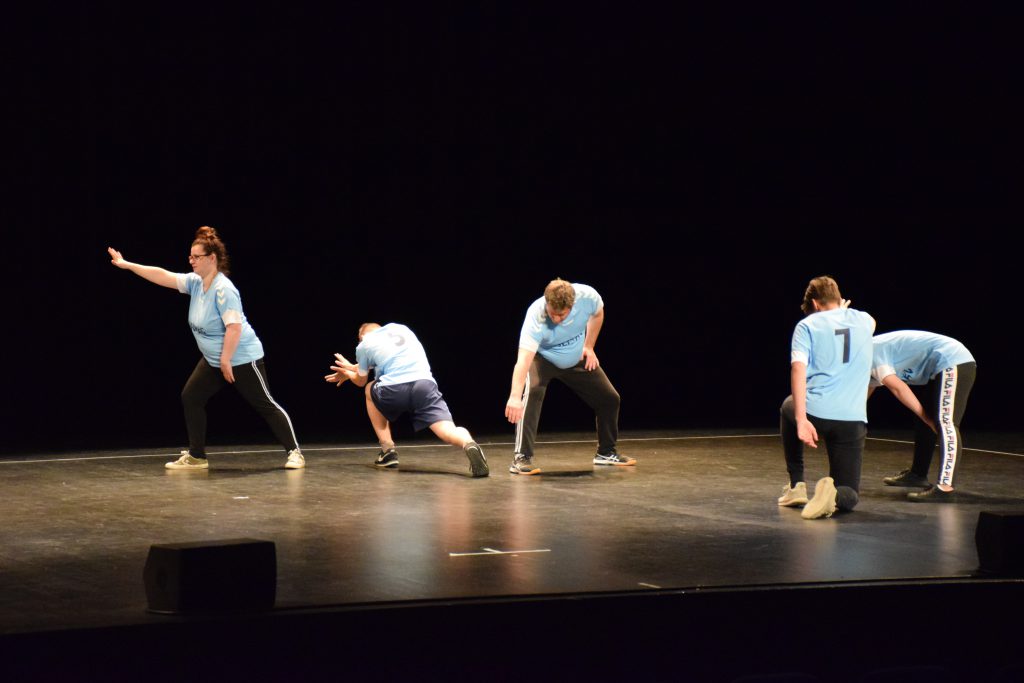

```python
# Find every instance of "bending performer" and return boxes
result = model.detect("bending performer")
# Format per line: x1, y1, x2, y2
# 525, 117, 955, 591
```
504, 278, 632, 475
869, 330, 976, 502
326, 322, 488, 477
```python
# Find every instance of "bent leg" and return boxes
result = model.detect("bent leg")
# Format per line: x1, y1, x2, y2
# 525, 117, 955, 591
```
824, 420, 867, 511
365, 381, 395, 450
780, 395, 805, 487
181, 358, 225, 458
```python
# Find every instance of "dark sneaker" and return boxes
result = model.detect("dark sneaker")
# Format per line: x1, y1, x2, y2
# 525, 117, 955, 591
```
908, 485, 957, 503
801, 477, 838, 519
464, 442, 489, 477
883, 469, 930, 487
509, 453, 540, 475
374, 448, 399, 468
593, 452, 636, 466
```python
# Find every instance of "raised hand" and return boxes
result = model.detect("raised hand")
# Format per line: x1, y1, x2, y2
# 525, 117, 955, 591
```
108, 247, 128, 268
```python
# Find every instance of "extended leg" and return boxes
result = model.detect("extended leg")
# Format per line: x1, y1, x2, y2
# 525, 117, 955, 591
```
430, 421, 489, 477
231, 359, 300, 453
935, 362, 976, 490
559, 363, 622, 456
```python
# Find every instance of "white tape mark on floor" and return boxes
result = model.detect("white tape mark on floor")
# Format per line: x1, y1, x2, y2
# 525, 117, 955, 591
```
449, 547, 552, 557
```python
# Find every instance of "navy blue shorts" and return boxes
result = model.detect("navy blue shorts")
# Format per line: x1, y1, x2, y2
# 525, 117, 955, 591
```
370, 379, 453, 432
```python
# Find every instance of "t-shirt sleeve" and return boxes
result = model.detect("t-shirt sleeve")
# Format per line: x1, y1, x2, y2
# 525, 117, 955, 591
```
871, 364, 896, 384
356, 345, 371, 377
176, 272, 197, 294
575, 284, 604, 314
214, 284, 243, 324
871, 341, 893, 384
790, 321, 810, 365
518, 305, 543, 352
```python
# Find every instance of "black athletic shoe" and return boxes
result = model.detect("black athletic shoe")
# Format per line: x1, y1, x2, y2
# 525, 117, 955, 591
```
375, 448, 399, 468
464, 442, 489, 478
883, 469, 930, 487
509, 453, 540, 475
593, 452, 636, 466
908, 485, 957, 503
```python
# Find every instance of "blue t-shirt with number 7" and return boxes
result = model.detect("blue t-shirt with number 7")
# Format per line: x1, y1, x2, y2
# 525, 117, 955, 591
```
791, 307, 876, 422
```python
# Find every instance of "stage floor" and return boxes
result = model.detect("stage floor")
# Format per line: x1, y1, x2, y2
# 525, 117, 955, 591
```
2, 429, 1022, 635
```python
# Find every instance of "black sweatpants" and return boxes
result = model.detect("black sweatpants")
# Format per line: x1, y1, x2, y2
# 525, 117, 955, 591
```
514, 355, 621, 458
780, 395, 865, 511
181, 357, 299, 458
908, 362, 976, 488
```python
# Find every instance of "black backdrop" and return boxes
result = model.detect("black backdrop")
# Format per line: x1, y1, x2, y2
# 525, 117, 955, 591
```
7, 5, 1018, 455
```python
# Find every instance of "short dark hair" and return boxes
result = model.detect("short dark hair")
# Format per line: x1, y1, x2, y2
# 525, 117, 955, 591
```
801, 276, 841, 314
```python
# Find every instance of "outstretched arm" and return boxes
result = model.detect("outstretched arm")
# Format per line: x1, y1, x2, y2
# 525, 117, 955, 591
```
505, 347, 536, 423
107, 247, 179, 289
581, 307, 604, 371
882, 375, 937, 432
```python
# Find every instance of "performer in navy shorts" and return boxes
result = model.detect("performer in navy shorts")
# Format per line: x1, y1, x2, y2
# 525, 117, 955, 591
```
326, 322, 488, 477
108, 226, 304, 470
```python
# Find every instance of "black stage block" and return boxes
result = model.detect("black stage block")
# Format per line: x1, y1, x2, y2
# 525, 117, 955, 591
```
143, 538, 276, 613
976, 511, 1024, 576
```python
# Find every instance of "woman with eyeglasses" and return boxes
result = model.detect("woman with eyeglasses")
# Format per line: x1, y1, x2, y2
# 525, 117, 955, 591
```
107, 226, 305, 470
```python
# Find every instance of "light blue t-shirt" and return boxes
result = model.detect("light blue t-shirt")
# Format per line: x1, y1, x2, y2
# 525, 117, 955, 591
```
519, 283, 604, 369
791, 307, 876, 422
871, 330, 974, 386
356, 323, 435, 387
176, 272, 264, 367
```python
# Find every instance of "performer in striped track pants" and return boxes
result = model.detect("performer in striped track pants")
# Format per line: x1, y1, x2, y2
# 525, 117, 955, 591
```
869, 330, 976, 502
504, 278, 633, 475
108, 225, 303, 471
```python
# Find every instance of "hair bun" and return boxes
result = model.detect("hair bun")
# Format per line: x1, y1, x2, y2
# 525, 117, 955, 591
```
195, 225, 218, 239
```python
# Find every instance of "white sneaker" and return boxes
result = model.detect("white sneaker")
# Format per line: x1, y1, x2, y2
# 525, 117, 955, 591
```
166, 451, 209, 470
801, 477, 838, 519
778, 481, 809, 507
285, 449, 305, 469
